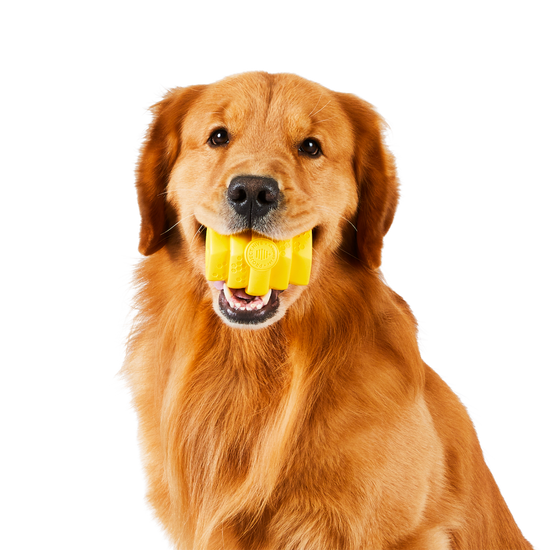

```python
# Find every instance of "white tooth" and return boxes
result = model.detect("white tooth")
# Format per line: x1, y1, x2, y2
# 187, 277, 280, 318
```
256, 303, 263, 310
223, 283, 233, 302
260, 289, 272, 305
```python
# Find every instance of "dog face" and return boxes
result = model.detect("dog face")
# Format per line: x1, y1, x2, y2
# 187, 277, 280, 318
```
135, 72, 398, 328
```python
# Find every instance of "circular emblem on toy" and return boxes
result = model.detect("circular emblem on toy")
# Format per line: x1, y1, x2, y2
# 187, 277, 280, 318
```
244, 239, 279, 271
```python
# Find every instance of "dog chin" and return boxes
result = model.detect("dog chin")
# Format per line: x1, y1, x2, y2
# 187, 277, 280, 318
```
209, 283, 297, 329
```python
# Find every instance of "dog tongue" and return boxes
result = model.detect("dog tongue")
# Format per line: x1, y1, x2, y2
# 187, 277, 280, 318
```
232, 288, 255, 299
212, 282, 256, 298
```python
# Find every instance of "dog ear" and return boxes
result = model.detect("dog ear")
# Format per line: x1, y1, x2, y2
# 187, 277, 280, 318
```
135, 86, 205, 255
335, 93, 399, 270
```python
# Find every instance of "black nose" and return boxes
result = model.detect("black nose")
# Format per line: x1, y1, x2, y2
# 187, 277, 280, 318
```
227, 176, 280, 225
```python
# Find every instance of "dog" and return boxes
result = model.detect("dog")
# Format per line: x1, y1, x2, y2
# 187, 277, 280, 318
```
124, 72, 532, 549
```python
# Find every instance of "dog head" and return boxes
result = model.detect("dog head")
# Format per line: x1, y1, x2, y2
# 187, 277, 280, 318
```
135, 72, 398, 328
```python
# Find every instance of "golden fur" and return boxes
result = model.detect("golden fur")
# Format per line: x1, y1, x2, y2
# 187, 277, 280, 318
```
124, 72, 532, 549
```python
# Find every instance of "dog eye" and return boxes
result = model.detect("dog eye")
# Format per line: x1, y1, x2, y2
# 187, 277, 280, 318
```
208, 128, 230, 147
299, 138, 322, 157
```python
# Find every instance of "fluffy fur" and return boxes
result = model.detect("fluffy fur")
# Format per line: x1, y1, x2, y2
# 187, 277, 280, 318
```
124, 72, 532, 549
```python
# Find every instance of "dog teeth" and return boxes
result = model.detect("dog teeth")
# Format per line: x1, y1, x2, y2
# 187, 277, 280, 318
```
222, 283, 269, 312
260, 289, 272, 305
223, 283, 233, 302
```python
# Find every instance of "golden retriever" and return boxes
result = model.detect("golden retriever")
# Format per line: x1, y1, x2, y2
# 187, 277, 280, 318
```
124, 72, 532, 549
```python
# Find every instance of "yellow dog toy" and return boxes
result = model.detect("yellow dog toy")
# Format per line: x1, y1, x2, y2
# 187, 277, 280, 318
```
205, 228, 312, 297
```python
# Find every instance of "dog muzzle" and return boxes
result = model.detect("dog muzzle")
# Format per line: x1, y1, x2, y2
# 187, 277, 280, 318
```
205, 228, 312, 296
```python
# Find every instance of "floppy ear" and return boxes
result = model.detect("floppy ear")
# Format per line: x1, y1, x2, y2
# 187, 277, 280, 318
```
135, 86, 205, 255
335, 93, 399, 270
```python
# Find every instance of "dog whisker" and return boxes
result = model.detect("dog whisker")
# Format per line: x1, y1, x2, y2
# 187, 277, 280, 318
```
313, 242, 357, 261
338, 247, 360, 261
161, 220, 182, 235
314, 205, 358, 232
310, 100, 332, 119
308, 94, 323, 117
161, 213, 197, 235
190, 224, 205, 246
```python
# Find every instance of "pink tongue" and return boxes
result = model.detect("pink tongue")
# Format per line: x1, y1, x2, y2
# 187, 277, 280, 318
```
232, 288, 256, 299
213, 281, 224, 290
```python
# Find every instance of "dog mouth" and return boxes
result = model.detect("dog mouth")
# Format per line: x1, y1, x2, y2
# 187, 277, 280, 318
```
213, 280, 282, 324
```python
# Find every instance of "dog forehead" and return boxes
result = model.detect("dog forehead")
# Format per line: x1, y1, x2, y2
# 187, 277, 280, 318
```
187, 72, 353, 143
209, 72, 331, 112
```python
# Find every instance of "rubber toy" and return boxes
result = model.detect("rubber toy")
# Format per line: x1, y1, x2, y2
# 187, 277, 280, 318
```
205, 228, 312, 296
